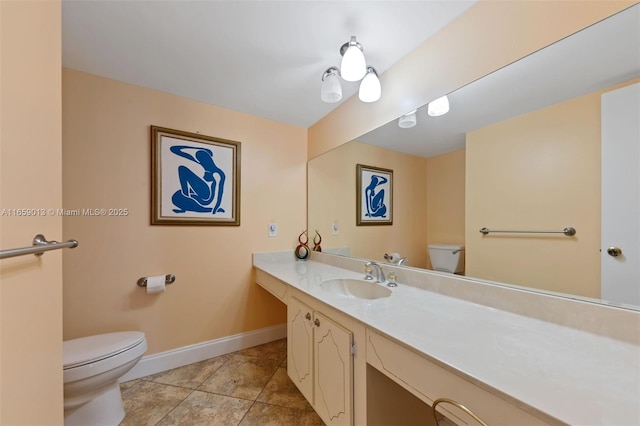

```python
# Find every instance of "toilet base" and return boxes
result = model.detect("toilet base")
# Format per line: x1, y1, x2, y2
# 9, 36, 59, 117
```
64, 382, 125, 426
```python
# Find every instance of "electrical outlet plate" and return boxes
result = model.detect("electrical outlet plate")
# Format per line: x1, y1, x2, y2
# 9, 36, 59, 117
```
268, 222, 277, 237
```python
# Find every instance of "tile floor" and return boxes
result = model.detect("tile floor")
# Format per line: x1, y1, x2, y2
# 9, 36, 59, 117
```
119, 339, 324, 425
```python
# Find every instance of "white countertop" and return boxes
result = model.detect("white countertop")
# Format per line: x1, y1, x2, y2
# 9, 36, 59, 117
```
253, 253, 640, 426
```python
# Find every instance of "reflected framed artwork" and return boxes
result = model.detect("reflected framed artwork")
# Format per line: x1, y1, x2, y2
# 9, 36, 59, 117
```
356, 164, 393, 226
151, 126, 241, 225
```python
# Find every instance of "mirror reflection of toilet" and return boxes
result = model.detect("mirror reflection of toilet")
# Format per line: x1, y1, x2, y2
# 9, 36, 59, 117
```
427, 244, 465, 274
63, 331, 147, 425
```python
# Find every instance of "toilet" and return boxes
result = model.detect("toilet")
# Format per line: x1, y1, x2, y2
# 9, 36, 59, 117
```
63, 331, 147, 426
427, 244, 464, 274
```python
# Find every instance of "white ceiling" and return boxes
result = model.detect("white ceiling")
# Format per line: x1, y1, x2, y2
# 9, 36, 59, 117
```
62, 0, 476, 128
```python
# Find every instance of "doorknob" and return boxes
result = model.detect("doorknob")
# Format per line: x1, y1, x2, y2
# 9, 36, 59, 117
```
607, 246, 622, 257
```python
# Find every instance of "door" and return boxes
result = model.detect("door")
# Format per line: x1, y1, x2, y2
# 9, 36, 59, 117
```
601, 82, 640, 306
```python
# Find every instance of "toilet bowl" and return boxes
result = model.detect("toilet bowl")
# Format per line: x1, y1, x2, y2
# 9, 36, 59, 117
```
428, 244, 464, 274
63, 331, 147, 426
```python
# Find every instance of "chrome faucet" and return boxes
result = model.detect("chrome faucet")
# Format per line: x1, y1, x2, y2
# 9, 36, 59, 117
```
365, 261, 386, 283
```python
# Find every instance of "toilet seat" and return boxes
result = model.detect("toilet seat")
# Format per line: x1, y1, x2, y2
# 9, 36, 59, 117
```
64, 332, 146, 383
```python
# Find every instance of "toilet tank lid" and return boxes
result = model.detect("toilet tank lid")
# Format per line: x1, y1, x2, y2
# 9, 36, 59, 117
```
64, 331, 146, 369
428, 244, 464, 250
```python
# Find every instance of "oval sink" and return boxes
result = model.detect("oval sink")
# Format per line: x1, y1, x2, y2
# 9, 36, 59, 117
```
320, 278, 392, 300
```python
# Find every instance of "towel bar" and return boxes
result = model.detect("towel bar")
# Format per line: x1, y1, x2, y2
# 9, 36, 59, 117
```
0, 234, 78, 260
479, 227, 576, 236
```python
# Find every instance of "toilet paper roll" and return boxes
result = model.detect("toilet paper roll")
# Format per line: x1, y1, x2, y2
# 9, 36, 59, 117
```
146, 275, 166, 294
388, 252, 401, 263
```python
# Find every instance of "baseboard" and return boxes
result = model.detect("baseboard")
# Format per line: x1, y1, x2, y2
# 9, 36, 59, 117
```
120, 323, 286, 382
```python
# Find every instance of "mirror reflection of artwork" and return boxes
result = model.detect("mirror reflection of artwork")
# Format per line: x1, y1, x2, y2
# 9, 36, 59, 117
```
365, 175, 388, 218
356, 164, 393, 226
151, 126, 241, 226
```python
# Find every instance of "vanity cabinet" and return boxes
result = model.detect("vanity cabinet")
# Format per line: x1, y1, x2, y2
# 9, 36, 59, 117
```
287, 296, 353, 426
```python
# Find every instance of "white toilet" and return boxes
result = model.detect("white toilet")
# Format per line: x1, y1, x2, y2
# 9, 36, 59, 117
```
63, 331, 147, 426
427, 244, 465, 274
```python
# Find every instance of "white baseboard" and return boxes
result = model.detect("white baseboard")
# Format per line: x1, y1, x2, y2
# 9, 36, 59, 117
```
120, 323, 286, 382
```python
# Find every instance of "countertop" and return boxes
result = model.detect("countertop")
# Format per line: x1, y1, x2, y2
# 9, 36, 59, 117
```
253, 252, 640, 425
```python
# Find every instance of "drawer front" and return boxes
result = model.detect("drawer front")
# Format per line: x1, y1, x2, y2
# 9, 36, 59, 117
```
256, 270, 288, 302
366, 330, 552, 426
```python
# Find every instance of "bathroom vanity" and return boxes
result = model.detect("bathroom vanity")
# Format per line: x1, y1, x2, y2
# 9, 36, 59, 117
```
253, 251, 640, 426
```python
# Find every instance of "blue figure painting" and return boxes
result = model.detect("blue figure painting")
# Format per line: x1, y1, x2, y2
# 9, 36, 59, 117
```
364, 174, 388, 218
169, 145, 226, 215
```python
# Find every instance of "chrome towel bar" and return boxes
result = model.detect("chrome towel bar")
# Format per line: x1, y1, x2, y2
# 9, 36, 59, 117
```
479, 226, 576, 236
0, 234, 78, 260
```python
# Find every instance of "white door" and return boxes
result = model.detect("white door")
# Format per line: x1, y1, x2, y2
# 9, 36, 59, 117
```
601, 82, 640, 306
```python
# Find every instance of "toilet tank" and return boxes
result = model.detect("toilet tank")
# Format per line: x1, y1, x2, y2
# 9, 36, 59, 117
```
428, 244, 464, 274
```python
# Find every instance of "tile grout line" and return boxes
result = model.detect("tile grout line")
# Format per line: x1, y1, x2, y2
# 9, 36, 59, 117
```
228, 346, 285, 426
153, 387, 196, 426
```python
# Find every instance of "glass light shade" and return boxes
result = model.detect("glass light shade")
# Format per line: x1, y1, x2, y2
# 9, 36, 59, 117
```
358, 68, 381, 103
428, 95, 450, 116
320, 71, 342, 103
340, 44, 366, 82
398, 110, 417, 128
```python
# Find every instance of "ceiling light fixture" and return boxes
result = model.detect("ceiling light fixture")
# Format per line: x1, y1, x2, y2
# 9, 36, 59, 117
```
398, 109, 417, 128
340, 36, 367, 82
320, 67, 342, 103
320, 36, 381, 104
428, 95, 450, 116
359, 67, 381, 103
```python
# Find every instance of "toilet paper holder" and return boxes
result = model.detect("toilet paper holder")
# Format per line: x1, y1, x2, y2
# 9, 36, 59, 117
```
137, 274, 176, 287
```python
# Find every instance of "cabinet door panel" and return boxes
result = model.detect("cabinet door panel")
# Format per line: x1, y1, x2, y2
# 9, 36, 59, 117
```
314, 311, 353, 426
287, 297, 314, 403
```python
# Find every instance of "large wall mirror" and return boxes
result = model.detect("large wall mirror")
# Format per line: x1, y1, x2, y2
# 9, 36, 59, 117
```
308, 5, 639, 310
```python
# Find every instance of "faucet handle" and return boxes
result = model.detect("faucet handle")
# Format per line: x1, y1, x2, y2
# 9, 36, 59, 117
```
364, 265, 374, 280
387, 272, 398, 287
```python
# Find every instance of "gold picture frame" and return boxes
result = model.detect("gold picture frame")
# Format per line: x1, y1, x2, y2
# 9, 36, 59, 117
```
356, 164, 393, 226
151, 126, 241, 225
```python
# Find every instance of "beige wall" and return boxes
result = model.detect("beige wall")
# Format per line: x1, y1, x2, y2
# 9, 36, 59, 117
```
62, 69, 307, 354
465, 89, 606, 297
308, 1, 634, 160
308, 141, 428, 268
426, 149, 466, 270
0, 1, 63, 423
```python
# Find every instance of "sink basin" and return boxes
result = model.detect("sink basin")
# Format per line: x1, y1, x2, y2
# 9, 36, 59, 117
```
320, 278, 392, 300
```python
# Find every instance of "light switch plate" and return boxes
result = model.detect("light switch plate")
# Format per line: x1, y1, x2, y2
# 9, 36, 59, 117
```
332, 222, 339, 235
268, 223, 277, 237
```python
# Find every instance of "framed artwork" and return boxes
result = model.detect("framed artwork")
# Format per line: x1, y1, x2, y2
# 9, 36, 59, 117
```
150, 126, 241, 225
356, 164, 393, 226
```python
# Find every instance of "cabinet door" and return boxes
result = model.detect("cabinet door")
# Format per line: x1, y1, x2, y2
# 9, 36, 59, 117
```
313, 310, 353, 426
287, 297, 314, 403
